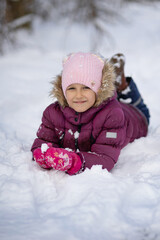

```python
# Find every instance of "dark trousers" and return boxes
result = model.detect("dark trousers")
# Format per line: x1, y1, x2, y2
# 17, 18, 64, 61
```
117, 77, 150, 124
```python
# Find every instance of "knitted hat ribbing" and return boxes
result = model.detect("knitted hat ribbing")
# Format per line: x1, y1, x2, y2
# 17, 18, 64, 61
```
62, 52, 104, 95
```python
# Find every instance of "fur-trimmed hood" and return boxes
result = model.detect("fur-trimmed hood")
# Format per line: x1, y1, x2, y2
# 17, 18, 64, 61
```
50, 60, 116, 108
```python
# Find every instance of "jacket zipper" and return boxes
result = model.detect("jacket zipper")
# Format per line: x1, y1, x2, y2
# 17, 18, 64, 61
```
75, 124, 81, 150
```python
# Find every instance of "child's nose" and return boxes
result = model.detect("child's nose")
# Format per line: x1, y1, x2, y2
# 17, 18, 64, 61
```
76, 89, 83, 98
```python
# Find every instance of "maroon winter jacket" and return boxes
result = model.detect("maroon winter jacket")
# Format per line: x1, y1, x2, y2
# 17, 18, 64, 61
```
31, 95, 148, 172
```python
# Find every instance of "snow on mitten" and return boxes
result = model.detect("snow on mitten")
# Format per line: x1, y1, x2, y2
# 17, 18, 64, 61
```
33, 147, 51, 169
45, 147, 72, 171
67, 153, 82, 175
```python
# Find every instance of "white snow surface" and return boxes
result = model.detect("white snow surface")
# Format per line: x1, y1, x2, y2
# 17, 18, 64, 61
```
1, 3, 160, 240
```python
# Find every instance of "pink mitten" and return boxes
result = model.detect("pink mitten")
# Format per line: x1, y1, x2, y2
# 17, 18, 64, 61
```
45, 147, 72, 171
67, 152, 82, 175
33, 147, 51, 169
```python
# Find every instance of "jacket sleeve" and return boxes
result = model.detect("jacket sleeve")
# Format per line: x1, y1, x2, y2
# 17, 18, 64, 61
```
78, 107, 127, 172
31, 105, 60, 152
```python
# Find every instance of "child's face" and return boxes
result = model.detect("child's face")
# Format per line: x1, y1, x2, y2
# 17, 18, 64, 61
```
65, 83, 96, 112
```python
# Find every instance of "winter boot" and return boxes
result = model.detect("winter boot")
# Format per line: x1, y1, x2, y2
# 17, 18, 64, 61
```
109, 53, 128, 92
109, 53, 150, 123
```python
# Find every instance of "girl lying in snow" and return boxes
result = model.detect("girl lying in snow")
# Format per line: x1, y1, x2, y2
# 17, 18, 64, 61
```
31, 52, 150, 175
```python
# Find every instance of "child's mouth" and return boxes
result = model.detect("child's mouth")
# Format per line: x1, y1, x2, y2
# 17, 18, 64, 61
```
74, 101, 87, 104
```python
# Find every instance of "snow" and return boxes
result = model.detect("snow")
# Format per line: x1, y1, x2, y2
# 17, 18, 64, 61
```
68, 129, 73, 135
41, 143, 49, 153
74, 131, 79, 139
1, 2, 160, 240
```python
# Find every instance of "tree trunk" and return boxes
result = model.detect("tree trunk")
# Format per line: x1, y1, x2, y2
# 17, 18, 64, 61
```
5, 0, 33, 29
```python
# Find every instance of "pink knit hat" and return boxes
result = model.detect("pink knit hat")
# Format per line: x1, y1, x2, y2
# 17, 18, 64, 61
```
62, 52, 104, 95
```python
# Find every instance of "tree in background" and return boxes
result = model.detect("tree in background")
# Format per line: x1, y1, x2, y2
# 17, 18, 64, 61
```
0, 0, 33, 53
5, 0, 33, 25
31, 0, 160, 50
0, 0, 159, 53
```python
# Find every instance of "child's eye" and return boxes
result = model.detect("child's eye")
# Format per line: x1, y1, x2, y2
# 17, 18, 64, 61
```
67, 87, 75, 90
83, 86, 90, 90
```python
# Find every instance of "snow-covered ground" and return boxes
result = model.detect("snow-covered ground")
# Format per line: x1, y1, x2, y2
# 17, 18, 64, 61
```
0, 3, 160, 240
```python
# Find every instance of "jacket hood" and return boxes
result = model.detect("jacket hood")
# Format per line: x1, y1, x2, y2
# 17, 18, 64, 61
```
50, 60, 116, 108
